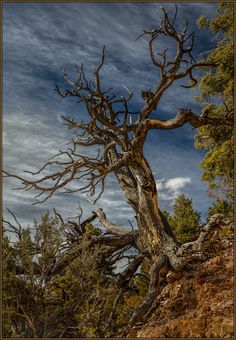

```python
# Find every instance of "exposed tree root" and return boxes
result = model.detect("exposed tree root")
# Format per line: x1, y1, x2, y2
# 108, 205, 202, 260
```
120, 254, 167, 337
120, 214, 233, 337
169, 213, 233, 271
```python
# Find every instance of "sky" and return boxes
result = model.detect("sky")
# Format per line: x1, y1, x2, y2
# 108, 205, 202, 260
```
3, 2, 219, 230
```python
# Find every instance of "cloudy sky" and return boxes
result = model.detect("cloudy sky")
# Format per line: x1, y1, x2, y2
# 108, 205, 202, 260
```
3, 2, 218, 229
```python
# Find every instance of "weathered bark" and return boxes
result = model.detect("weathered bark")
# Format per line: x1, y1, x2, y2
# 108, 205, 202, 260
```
168, 213, 233, 270
114, 154, 178, 261
3, 6, 234, 336
116, 254, 145, 290
95, 208, 131, 235
127, 254, 167, 326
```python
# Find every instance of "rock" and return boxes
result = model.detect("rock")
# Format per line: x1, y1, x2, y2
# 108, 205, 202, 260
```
128, 241, 234, 338
205, 315, 234, 338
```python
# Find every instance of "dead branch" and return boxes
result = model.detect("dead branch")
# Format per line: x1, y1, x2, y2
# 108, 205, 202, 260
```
4, 6, 231, 207
141, 107, 233, 133
2, 209, 23, 240
4, 6, 229, 206
3, 147, 132, 204
53, 208, 65, 224
95, 208, 131, 235
116, 253, 144, 289
169, 214, 233, 271
122, 254, 167, 335
134, 6, 217, 129
3, 7, 233, 333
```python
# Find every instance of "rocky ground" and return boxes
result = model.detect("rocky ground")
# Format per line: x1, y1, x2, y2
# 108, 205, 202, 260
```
127, 238, 234, 338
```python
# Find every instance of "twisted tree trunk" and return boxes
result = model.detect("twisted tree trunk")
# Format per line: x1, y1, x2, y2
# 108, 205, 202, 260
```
3, 6, 233, 335
113, 153, 180, 329
114, 154, 233, 332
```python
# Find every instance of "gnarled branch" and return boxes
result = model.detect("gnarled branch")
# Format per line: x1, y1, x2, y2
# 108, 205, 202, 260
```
142, 107, 233, 132
135, 6, 216, 128
95, 208, 131, 235
169, 214, 233, 271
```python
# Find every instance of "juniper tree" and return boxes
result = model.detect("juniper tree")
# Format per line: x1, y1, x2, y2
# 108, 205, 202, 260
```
195, 3, 234, 201
4, 7, 233, 331
2, 211, 123, 337
168, 194, 201, 244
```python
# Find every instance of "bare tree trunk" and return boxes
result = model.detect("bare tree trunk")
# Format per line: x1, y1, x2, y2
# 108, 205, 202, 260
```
113, 156, 179, 330
114, 155, 233, 332
3, 7, 233, 335
116, 155, 178, 261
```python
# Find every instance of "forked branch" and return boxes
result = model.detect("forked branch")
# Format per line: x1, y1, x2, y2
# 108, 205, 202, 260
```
135, 7, 216, 123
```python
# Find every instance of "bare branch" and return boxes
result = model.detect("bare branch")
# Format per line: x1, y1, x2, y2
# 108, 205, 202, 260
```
3, 145, 132, 204
170, 214, 233, 271
142, 108, 233, 132
134, 7, 217, 122
95, 208, 131, 235
2, 218, 22, 240
176, 62, 215, 87
53, 208, 65, 224
7, 208, 22, 231
116, 253, 144, 289
122, 254, 167, 335
95, 46, 105, 95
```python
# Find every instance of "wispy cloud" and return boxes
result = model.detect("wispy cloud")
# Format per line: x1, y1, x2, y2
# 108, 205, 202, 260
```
3, 2, 217, 226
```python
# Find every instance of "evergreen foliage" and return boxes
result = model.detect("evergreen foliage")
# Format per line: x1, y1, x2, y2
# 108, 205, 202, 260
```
2, 212, 146, 337
195, 3, 234, 202
133, 259, 150, 297
2, 4, 234, 337
207, 198, 233, 220
168, 194, 201, 244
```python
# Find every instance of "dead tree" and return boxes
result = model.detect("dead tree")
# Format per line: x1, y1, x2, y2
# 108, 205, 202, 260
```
4, 7, 233, 331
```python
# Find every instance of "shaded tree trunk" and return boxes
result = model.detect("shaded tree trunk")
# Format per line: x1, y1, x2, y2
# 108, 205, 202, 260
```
3, 5, 233, 334
115, 154, 178, 261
